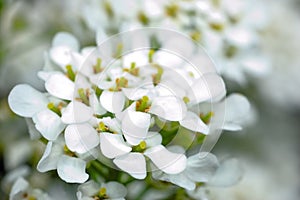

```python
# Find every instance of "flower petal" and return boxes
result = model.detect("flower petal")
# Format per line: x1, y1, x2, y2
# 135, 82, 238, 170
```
152, 170, 196, 191
103, 181, 127, 199
145, 145, 187, 174
187, 74, 226, 104
8, 84, 48, 117
180, 111, 209, 134
45, 73, 75, 100
89, 93, 106, 115
100, 133, 131, 159
149, 96, 187, 121
52, 32, 79, 51
61, 101, 93, 124
37, 142, 63, 172
122, 110, 151, 145
145, 132, 162, 147
186, 152, 219, 183
223, 93, 250, 131
32, 110, 65, 141
113, 153, 146, 179
65, 124, 99, 154
49, 46, 73, 68
100, 91, 125, 113
208, 158, 243, 187
57, 155, 89, 183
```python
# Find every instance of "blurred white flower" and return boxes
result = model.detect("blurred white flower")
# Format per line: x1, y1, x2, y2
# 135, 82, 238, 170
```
77, 180, 127, 200
10, 177, 51, 200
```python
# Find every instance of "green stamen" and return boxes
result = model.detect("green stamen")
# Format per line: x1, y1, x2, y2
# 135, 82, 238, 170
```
114, 43, 123, 58
132, 141, 147, 152
93, 58, 103, 73
47, 102, 61, 116
148, 49, 155, 63
210, 22, 224, 32
136, 96, 151, 112
78, 88, 90, 105
103, 1, 114, 18
137, 11, 150, 25
92, 85, 103, 98
165, 4, 179, 18
66, 65, 76, 81
200, 112, 214, 124
152, 64, 163, 86
190, 31, 201, 42
183, 96, 190, 104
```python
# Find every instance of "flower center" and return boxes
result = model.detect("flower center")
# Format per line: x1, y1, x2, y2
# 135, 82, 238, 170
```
132, 141, 147, 153
136, 96, 151, 112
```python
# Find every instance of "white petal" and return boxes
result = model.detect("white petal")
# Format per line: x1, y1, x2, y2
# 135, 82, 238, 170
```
100, 91, 125, 113
52, 32, 79, 51
37, 142, 63, 172
77, 180, 99, 197
8, 84, 48, 117
10, 177, 29, 199
61, 101, 93, 124
103, 182, 127, 199
153, 171, 196, 191
45, 73, 75, 100
89, 93, 106, 115
122, 50, 148, 68
65, 124, 99, 154
144, 132, 162, 147
50, 46, 73, 67
33, 110, 65, 141
145, 145, 187, 174
113, 153, 146, 179
122, 110, 151, 145
149, 96, 187, 121
100, 133, 131, 159
225, 93, 250, 124
122, 87, 150, 100
57, 155, 89, 183
208, 158, 243, 187
187, 74, 226, 104
186, 152, 219, 183
180, 112, 209, 134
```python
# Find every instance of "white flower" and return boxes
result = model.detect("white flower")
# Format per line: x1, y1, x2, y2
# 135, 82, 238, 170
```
8, 84, 65, 141
100, 131, 186, 179
37, 137, 89, 183
77, 180, 127, 200
152, 152, 219, 190
10, 177, 51, 200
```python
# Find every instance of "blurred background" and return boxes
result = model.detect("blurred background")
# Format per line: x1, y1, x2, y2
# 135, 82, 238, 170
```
0, 0, 299, 199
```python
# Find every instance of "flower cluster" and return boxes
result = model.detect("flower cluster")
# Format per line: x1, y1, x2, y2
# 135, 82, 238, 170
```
82, 0, 270, 85
7, 29, 250, 199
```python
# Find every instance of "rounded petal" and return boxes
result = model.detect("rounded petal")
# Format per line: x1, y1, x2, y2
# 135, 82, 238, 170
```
65, 124, 99, 154
37, 142, 63, 172
61, 101, 93, 124
122, 111, 151, 145
52, 32, 79, 51
45, 73, 75, 100
152, 171, 196, 191
149, 96, 187, 121
186, 152, 219, 183
10, 177, 29, 199
49, 46, 73, 68
145, 145, 187, 174
33, 110, 65, 141
103, 182, 127, 199
144, 132, 162, 147
100, 91, 125, 113
113, 153, 146, 179
223, 93, 250, 131
57, 155, 89, 183
100, 133, 131, 159
180, 111, 209, 134
8, 84, 48, 117
208, 158, 243, 187
187, 74, 226, 104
